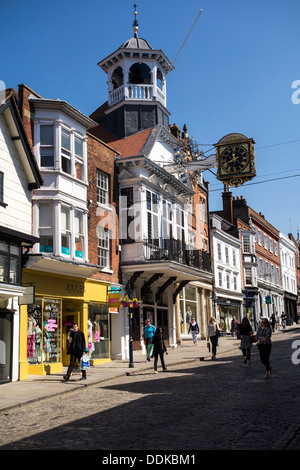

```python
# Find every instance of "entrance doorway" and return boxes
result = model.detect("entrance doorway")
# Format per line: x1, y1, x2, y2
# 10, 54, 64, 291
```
132, 305, 169, 351
0, 313, 13, 383
62, 301, 82, 366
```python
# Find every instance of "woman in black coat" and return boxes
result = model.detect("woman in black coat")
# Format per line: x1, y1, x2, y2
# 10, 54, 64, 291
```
152, 327, 168, 373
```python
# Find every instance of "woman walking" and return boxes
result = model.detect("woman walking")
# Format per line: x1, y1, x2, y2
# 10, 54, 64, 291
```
152, 327, 168, 373
189, 317, 200, 345
207, 317, 220, 360
237, 317, 253, 364
256, 318, 272, 378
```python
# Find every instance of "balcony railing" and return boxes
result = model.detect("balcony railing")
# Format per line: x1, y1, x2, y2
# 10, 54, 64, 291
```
108, 84, 166, 107
143, 238, 211, 272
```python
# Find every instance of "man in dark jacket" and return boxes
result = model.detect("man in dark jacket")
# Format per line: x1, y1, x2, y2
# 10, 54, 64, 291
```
63, 323, 87, 381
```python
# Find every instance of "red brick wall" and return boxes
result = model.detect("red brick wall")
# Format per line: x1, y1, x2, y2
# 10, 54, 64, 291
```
86, 133, 120, 285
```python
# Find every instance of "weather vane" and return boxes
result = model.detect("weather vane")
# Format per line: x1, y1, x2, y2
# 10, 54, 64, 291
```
133, 1, 139, 37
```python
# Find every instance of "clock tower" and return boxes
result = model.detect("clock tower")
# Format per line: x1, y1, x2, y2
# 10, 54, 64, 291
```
96, 4, 174, 138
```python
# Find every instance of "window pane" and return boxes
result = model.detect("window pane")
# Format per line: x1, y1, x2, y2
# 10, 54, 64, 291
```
0, 254, 9, 282
40, 148, 54, 167
62, 155, 71, 174
61, 129, 71, 151
9, 258, 18, 283
40, 126, 54, 145
39, 204, 53, 227
61, 207, 70, 230
75, 137, 83, 157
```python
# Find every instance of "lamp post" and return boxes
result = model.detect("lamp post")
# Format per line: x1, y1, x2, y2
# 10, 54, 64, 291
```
123, 282, 138, 368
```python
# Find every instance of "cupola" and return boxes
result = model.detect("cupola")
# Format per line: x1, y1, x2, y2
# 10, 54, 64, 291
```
97, 3, 174, 138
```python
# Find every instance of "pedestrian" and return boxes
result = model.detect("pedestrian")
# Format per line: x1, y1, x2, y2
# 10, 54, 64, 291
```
63, 323, 87, 381
237, 317, 253, 364
188, 317, 200, 345
281, 312, 287, 329
207, 316, 220, 360
152, 327, 168, 373
141, 318, 156, 362
231, 316, 238, 337
256, 318, 272, 378
270, 313, 276, 333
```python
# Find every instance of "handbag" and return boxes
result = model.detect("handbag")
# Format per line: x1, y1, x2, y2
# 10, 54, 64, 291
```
251, 334, 257, 343
80, 353, 90, 370
216, 327, 221, 337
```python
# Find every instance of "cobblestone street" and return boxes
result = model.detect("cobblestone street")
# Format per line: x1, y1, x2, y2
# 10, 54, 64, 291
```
0, 329, 299, 451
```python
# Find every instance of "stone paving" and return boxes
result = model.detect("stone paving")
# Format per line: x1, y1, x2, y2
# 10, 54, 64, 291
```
0, 327, 299, 451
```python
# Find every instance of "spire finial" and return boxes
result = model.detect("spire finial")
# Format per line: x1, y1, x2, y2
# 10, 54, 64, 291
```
133, 1, 139, 37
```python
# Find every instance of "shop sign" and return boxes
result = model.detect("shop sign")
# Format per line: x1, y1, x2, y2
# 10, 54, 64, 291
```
265, 295, 271, 304
66, 283, 85, 296
108, 291, 121, 308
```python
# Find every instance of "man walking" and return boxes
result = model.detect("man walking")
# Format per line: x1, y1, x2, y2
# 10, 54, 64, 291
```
63, 323, 87, 381
141, 318, 156, 362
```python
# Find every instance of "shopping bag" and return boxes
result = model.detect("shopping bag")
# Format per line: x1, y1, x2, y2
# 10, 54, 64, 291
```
80, 353, 90, 370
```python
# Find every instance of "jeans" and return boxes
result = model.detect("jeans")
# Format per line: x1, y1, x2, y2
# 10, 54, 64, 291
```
210, 336, 218, 356
258, 343, 272, 371
242, 348, 251, 361
66, 352, 86, 378
154, 351, 166, 371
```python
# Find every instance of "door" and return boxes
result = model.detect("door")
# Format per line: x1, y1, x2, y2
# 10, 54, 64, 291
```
0, 313, 13, 383
157, 308, 169, 347
62, 309, 80, 366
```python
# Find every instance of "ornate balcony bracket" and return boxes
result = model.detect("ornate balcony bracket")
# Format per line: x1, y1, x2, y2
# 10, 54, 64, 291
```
173, 280, 190, 304
125, 271, 144, 291
141, 273, 164, 298
155, 276, 177, 302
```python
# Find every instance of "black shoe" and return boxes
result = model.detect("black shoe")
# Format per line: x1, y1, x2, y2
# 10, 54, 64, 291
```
63, 375, 69, 381
244, 357, 247, 364
80, 375, 87, 380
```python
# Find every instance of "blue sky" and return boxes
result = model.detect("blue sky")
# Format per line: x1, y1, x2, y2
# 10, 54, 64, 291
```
2, 0, 300, 237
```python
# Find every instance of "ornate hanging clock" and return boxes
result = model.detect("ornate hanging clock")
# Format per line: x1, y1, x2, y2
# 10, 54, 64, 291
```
214, 133, 256, 187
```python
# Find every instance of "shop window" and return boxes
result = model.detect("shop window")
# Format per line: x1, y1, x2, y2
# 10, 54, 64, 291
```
0, 314, 13, 383
27, 297, 61, 365
0, 241, 20, 285
88, 304, 109, 359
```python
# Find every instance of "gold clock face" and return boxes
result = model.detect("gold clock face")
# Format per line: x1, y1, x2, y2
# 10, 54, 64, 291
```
219, 145, 250, 175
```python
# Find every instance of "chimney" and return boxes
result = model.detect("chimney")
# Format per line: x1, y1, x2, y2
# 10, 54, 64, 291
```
222, 191, 233, 224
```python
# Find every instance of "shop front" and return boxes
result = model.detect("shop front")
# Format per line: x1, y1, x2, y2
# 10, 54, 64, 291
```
20, 269, 111, 379
216, 297, 243, 335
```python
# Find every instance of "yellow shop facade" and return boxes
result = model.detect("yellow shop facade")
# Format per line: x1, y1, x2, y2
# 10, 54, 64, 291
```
20, 267, 112, 380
